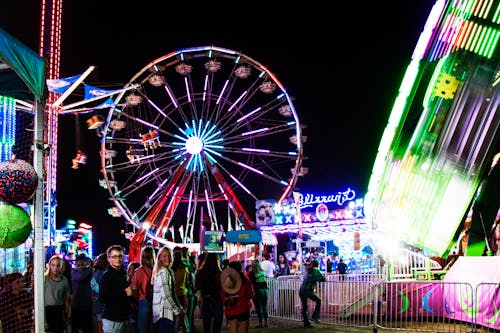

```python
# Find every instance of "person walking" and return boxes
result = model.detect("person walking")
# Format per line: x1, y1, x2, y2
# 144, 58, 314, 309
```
71, 253, 94, 333
221, 261, 255, 333
44, 255, 71, 333
194, 252, 223, 333
152, 246, 184, 332
299, 259, 326, 328
131, 246, 155, 333
248, 259, 269, 328
99, 245, 132, 333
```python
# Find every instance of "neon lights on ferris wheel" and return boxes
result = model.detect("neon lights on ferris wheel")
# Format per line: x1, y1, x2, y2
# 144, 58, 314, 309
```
146, 97, 166, 117
228, 91, 248, 111
238, 162, 264, 175
163, 85, 177, 108
230, 174, 253, 196
242, 148, 270, 153
136, 167, 159, 183
237, 107, 261, 123
184, 77, 191, 103
242, 128, 269, 136
216, 80, 229, 105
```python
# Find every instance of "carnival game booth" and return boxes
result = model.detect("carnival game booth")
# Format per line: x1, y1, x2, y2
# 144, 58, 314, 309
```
225, 230, 277, 263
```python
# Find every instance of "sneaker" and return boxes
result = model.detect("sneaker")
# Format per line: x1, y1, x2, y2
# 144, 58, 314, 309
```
311, 318, 321, 324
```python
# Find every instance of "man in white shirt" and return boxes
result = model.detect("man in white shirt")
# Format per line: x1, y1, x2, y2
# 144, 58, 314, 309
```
260, 253, 276, 278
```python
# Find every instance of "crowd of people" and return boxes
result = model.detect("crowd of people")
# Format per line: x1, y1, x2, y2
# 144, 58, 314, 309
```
0, 245, 331, 332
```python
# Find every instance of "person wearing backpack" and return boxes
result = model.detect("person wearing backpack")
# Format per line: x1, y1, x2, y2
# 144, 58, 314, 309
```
131, 246, 155, 333
248, 259, 269, 328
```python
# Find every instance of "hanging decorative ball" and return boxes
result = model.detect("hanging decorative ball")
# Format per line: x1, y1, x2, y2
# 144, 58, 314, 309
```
0, 159, 38, 204
0, 203, 32, 248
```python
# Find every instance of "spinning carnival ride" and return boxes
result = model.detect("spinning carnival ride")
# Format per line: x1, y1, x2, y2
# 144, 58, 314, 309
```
99, 46, 306, 261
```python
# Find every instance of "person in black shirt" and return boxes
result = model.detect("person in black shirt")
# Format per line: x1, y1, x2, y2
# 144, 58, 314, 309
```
336, 258, 348, 281
71, 254, 94, 333
194, 253, 223, 333
99, 245, 132, 333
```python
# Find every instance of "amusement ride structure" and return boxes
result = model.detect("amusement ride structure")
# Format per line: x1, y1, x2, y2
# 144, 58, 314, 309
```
99, 46, 306, 261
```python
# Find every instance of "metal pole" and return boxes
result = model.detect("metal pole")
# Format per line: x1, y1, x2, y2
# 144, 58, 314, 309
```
33, 100, 46, 333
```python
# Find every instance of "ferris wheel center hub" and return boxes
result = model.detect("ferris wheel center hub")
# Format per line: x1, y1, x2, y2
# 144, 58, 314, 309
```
186, 136, 203, 154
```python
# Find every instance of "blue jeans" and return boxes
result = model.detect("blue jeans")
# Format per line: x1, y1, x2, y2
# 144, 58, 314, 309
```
299, 288, 321, 325
137, 299, 152, 333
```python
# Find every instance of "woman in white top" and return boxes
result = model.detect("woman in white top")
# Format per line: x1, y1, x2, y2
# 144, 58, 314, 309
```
151, 246, 184, 332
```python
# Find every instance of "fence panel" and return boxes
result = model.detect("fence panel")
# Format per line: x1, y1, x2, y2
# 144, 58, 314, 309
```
0, 246, 34, 333
268, 275, 500, 333
376, 281, 476, 332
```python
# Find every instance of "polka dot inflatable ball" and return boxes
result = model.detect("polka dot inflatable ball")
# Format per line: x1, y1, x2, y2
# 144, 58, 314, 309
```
0, 159, 38, 204
0, 203, 32, 248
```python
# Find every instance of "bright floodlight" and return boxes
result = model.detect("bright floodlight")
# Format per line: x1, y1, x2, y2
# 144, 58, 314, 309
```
186, 136, 203, 154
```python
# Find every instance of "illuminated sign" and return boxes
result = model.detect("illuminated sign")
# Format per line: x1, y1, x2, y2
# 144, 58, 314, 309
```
258, 188, 364, 228
255, 199, 277, 228
296, 188, 357, 209
203, 230, 224, 253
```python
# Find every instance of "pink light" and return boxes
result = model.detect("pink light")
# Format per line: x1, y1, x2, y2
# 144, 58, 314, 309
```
78, 228, 90, 234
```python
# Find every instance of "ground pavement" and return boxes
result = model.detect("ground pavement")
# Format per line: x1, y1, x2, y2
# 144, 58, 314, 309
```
193, 315, 374, 333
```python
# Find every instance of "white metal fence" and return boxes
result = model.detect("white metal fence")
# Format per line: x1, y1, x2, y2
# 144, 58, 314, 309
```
266, 275, 500, 332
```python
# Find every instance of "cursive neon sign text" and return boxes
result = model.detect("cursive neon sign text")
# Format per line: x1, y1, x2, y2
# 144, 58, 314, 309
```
298, 188, 356, 209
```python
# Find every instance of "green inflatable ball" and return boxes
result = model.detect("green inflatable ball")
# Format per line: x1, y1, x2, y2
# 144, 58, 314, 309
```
0, 203, 32, 248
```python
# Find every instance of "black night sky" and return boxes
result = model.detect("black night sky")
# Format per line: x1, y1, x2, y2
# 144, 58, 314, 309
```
2, 1, 441, 254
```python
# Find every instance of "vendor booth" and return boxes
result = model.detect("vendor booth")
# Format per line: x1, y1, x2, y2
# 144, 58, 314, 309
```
225, 230, 278, 263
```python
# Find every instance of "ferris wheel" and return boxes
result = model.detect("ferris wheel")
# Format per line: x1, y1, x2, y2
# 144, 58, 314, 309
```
100, 46, 306, 254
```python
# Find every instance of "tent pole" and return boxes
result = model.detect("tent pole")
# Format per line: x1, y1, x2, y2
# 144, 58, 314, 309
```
33, 100, 46, 333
